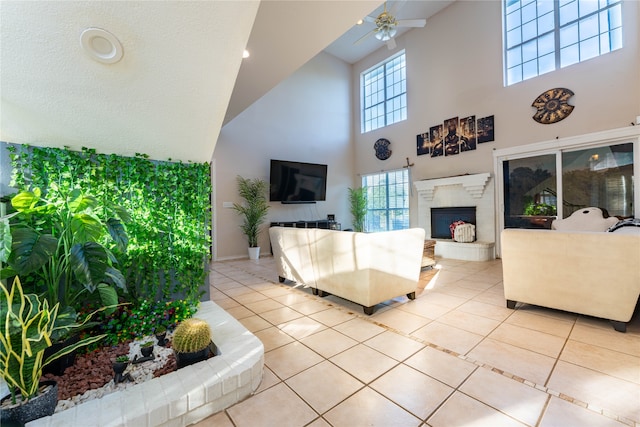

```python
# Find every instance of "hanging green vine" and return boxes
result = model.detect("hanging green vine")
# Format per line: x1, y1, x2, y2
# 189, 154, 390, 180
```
6, 144, 212, 306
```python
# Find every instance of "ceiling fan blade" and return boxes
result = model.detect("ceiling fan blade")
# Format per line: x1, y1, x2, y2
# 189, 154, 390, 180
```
354, 28, 375, 45
386, 37, 397, 50
397, 19, 426, 28
388, 0, 406, 17
363, 15, 376, 24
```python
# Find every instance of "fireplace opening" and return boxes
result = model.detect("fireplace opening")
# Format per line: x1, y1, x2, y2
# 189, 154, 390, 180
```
431, 207, 476, 239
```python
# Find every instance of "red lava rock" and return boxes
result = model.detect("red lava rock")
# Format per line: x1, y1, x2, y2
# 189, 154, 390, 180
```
41, 340, 175, 402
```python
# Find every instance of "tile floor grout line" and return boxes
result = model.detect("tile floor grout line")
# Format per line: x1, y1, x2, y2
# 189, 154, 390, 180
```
212, 260, 639, 426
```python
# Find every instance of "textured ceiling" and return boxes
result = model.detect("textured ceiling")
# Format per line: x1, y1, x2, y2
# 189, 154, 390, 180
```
0, 1, 452, 163
0, 0, 259, 162
323, 0, 454, 64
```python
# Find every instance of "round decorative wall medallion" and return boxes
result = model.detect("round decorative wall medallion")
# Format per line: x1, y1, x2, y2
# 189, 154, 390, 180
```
374, 138, 392, 160
532, 88, 575, 124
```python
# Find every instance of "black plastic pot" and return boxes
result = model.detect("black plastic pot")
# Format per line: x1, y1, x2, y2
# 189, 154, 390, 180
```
155, 331, 167, 347
175, 341, 219, 369
43, 334, 80, 376
112, 361, 130, 384
141, 345, 154, 358
0, 380, 58, 426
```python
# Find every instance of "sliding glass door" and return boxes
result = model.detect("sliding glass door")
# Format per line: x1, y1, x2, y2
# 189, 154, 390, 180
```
495, 129, 639, 250
561, 143, 634, 218
503, 154, 557, 229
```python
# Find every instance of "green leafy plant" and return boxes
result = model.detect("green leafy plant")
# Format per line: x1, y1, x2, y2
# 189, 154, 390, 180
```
140, 340, 153, 348
6, 144, 211, 306
97, 298, 196, 346
523, 200, 557, 216
172, 318, 211, 353
232, 176, 270, 248
1, 186, 127, 319
348, 187, 367, 232
0, 277, 107, 402
115, 355, 129, 363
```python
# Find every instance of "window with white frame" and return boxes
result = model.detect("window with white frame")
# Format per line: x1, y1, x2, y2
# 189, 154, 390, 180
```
361, 52, 407, 133
361, 169, 409, 232
504, 0, 622, 86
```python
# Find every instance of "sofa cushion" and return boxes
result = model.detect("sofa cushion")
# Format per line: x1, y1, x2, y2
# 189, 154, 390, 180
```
551, 207, 619, 232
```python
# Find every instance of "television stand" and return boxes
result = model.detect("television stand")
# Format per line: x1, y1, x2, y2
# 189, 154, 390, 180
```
269, 219, 341, 255
270, 219, 340, 230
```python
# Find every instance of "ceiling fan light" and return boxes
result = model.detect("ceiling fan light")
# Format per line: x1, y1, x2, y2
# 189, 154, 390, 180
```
375, 26, 395, 42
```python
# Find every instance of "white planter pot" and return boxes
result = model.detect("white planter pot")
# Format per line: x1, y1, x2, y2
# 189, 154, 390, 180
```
248, 247, 260, 260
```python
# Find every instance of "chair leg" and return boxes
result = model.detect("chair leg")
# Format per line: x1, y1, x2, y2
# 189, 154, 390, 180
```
318, 290, 330, 297
363, 306, 374, 315
611, 320, 627, 333
278, 276, 285, 283
506, 300, 517, 309
312, 288, 319, 296
406, 292, 416, 300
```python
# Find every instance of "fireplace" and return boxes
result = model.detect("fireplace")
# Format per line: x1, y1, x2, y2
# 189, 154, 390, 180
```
414, 173, 495, 261
431, 207, 476, 239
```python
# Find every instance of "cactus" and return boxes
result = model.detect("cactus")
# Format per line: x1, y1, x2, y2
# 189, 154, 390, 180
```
171, 318, 211, 353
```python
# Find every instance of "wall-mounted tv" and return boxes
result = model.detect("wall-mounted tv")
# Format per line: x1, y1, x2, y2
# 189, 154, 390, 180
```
270, 159, 327, 203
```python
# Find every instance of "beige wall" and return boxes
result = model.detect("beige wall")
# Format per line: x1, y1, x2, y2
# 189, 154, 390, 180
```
352, 0, 639, 226
215, 0, 639, 259
213, 52, 355, 259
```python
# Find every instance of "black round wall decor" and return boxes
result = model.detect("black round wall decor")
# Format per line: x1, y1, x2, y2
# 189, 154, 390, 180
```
374, 138, 392, 160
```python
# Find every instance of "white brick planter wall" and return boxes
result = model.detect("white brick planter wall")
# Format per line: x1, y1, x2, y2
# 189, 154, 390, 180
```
27, 301, 264, 427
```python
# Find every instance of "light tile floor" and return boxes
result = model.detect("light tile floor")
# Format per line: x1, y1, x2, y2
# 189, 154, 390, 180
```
193, 257, 640, 427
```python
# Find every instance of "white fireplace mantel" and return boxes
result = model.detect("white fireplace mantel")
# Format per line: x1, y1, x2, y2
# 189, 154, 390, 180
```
413, 172, 495, 261
414, 173, 491, 201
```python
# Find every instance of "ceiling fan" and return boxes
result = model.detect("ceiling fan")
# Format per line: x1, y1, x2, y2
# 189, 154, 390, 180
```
356, 1, 427, 49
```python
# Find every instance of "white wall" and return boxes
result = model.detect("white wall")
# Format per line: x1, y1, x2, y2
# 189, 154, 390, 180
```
352, 0, 640, 227
213, 52, 354, 259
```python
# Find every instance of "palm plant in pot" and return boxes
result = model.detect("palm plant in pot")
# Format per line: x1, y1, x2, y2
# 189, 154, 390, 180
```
0, 277, 107, 425
232, 176, 270, 260
348, 187, 368, 232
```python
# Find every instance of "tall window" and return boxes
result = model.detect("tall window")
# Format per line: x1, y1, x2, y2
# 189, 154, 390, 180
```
504, 0, 622, 85
361, 52, 407, 133
361, 169, 409, 232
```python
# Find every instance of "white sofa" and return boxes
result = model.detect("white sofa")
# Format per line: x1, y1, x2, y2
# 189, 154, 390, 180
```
269, 227, 426, 314
501, 228, 640, 332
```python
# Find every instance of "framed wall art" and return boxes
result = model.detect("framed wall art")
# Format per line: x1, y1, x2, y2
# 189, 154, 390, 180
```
477, 115, 495, 143
444, 117, 459, 156
416, 132, 429, 156
429, 124, 443, 157
459, 115, 476, 152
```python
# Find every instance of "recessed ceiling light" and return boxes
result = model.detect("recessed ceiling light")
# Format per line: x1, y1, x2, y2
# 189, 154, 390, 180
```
80, 28, 124, 64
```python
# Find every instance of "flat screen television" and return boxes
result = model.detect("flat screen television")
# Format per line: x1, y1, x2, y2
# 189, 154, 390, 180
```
270, 159, 327, 203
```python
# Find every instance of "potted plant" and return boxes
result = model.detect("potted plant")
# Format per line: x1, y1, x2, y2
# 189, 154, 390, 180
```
112, 355, 130, 384
171, 318, 216, 369
348, 187, 367, 232
0, 277, 107, 425
140, 340, 154, 358
232, 176, 270, 260
0, 187, 129, 374
154, 325, 168, 347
